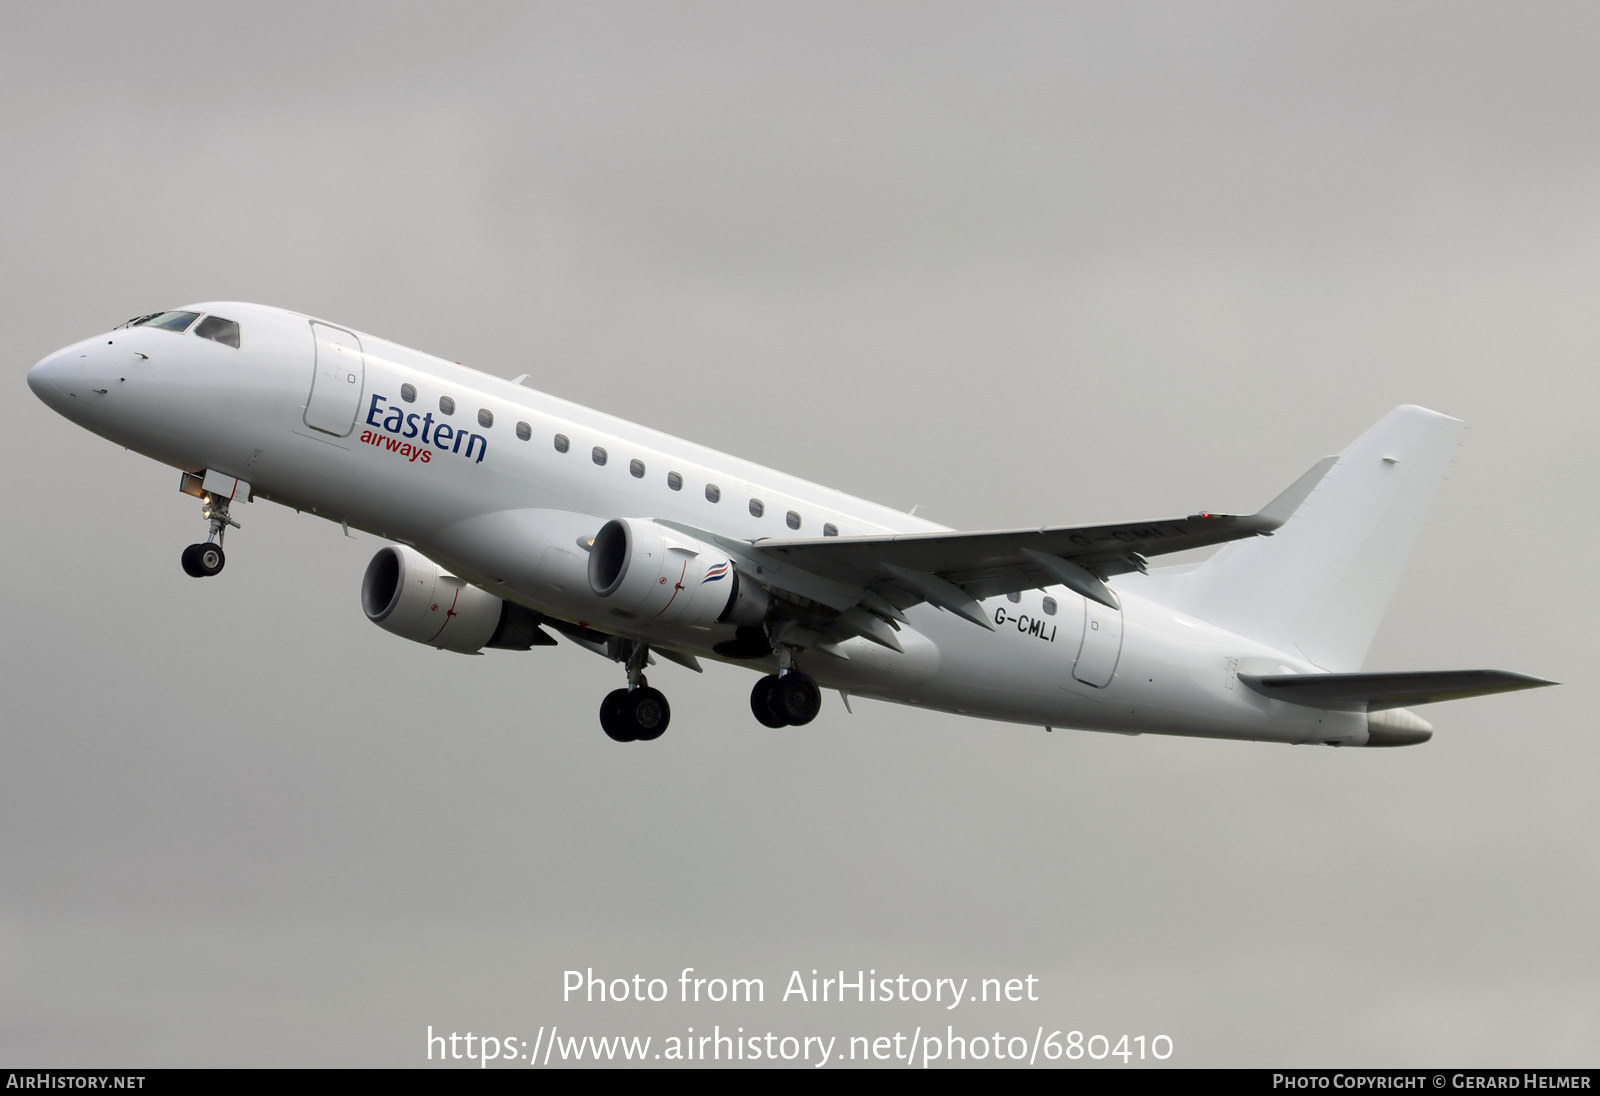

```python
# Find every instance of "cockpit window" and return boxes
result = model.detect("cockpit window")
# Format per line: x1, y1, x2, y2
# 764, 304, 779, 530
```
193, 315, 241, 348
136, 311, 200, 332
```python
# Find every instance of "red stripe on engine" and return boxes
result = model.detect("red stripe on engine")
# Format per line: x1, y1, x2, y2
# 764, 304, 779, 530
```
655, 561, 689, 618
426, 588, 463, 644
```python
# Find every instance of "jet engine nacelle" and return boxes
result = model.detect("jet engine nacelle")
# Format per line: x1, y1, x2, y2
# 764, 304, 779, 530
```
362, 545, 547, 653
587, 518, 770, 628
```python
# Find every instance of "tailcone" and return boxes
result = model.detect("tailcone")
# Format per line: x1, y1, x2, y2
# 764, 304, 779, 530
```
1364, 707, 1433, 747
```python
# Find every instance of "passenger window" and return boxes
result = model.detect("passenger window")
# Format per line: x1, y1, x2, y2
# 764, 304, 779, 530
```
749, 498, 764, 518
401, 383, 417, 403
630, 458, 645, 478
823, 523, 838, 537
1042, 597, 1057, 616
705, 484, 721, 503
439, 396, 455, 416
478, 408, 493, 428
1007, 592, 1021, 603
667, 471, 683, 491
193, 315, 240, 348
786, 510, 801, 531
516, 421, 531, 441
554, 434, 569, 453
592, 446, 607, 466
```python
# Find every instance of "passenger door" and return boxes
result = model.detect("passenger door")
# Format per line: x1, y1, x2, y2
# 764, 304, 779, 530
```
304, 322, 364, 436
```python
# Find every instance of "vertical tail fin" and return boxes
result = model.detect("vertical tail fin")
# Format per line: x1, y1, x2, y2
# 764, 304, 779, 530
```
1174, 406, 1465, 671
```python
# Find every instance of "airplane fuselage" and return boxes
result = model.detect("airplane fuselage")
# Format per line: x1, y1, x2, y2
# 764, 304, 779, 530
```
25, 302, 1420, 746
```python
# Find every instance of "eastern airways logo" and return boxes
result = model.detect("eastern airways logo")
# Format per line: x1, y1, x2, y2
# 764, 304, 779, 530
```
361, 394, 488, 465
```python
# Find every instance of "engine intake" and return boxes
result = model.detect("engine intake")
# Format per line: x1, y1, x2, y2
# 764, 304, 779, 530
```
362, 545, 549, 653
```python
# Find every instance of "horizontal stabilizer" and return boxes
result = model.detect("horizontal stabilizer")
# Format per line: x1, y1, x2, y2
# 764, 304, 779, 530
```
1239, 670, 1556, 711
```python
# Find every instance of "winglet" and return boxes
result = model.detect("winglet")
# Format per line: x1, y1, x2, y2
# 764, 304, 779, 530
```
1249, 455, 1337, 530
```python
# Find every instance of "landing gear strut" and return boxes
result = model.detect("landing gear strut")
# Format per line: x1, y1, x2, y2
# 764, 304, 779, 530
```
181, 491, 239, 578
599, 639, 671, 743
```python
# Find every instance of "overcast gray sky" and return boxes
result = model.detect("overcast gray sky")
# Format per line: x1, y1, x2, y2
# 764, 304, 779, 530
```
2, 1, 1595, 1068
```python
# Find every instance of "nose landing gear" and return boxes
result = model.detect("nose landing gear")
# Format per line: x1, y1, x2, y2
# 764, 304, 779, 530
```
179, 479, 242, 579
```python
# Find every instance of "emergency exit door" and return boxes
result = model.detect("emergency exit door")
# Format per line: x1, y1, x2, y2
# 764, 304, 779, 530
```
1073, 597, 1124, 687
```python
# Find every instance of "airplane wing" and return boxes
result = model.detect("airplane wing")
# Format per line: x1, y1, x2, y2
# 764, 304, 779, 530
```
658, 455, 1336, 648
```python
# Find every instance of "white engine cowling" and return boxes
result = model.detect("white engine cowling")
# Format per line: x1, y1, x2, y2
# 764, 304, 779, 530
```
362, 545, 546, 653
587, 518, 770, 628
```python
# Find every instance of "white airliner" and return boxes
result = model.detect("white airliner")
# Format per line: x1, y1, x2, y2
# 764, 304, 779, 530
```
27, 302, 1551, 745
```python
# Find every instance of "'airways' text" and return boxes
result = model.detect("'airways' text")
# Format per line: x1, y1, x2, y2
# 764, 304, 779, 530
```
360, 430, 432, 462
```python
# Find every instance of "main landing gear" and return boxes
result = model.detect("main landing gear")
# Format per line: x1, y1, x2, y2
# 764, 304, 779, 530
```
180, 491, 239, 579
600, 684, 670, 743
600, 640, 671, 743
751, 671, 822, 728
593, 640, 824, 741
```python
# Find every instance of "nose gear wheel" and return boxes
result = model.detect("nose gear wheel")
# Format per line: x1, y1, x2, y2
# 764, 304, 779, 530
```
181, 542, 226, 578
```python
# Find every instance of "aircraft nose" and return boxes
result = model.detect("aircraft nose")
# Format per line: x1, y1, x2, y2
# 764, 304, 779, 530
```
27, 349, 74, 410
